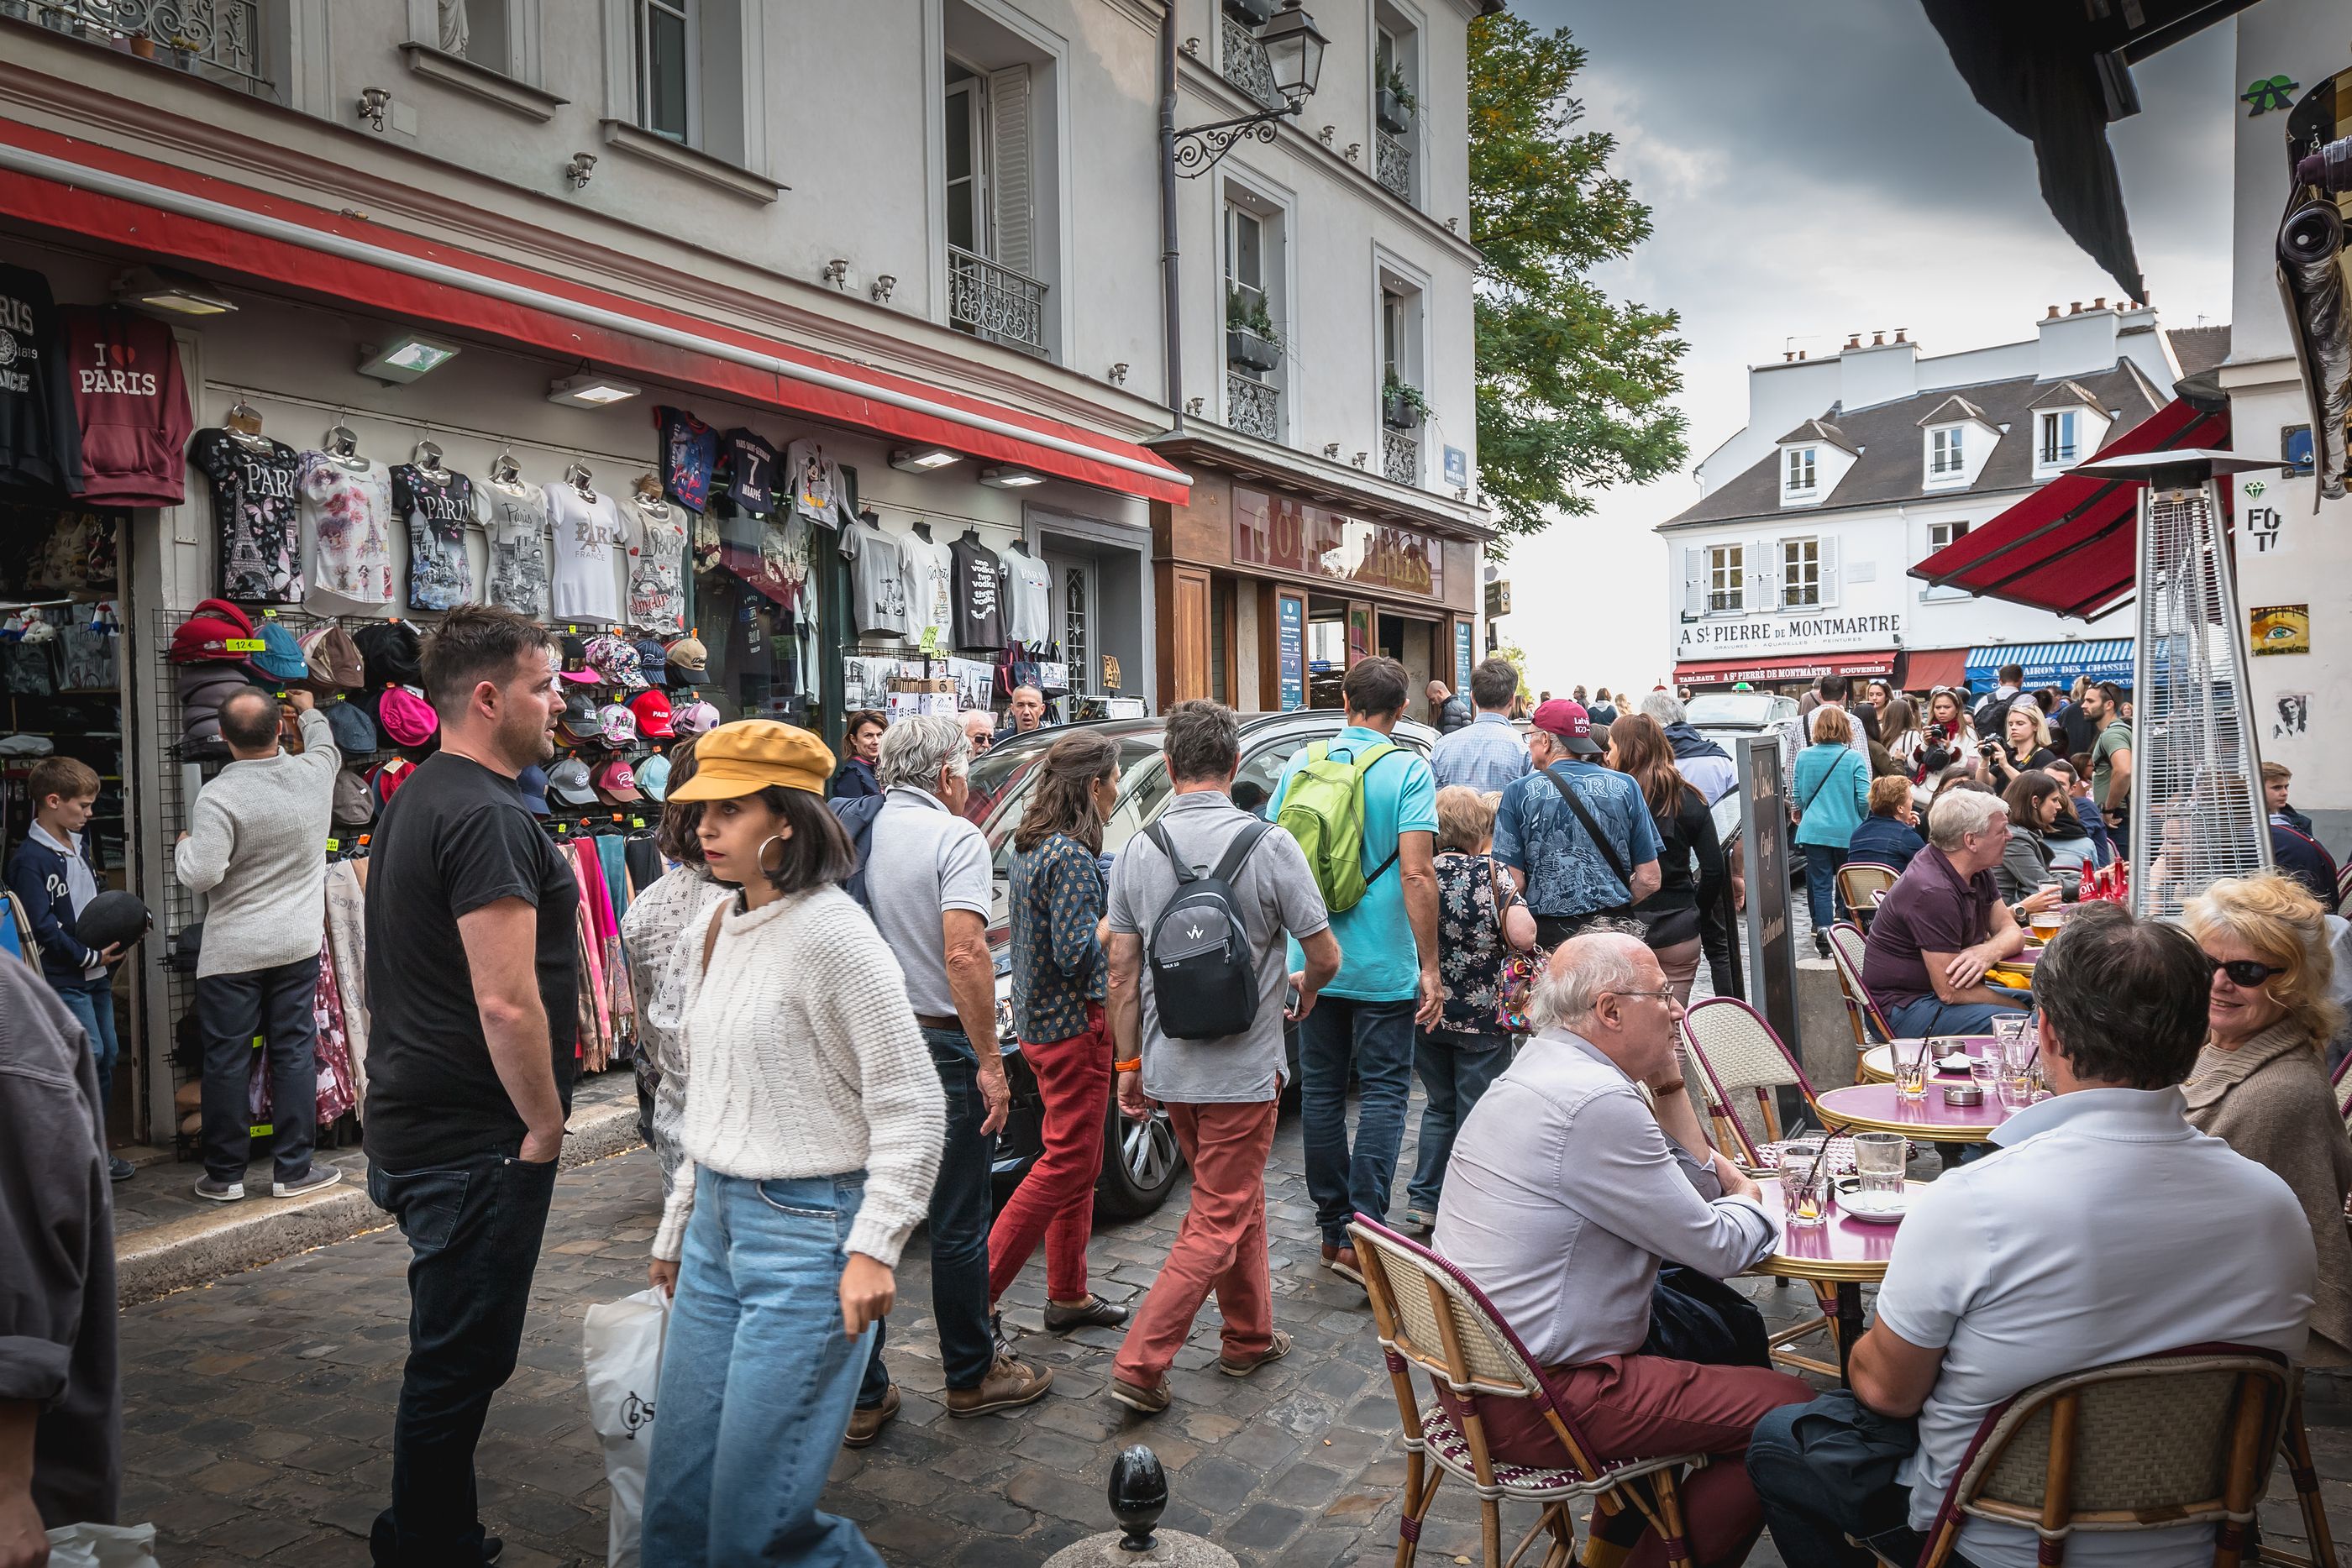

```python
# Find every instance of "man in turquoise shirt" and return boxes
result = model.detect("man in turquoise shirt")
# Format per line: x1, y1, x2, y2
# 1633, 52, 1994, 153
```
1272, 657, 1441, 1283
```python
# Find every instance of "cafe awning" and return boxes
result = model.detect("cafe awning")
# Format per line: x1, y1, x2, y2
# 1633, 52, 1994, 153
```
1909, 395, 2229, 621
1963, 639, 2136, 691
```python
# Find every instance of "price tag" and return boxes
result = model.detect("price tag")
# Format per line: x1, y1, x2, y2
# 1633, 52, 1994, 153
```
223, 637, 265, 653
629, 816, 645, 828
261, 607, 278, 617
325, 838, 340, 852
567, 624, 578, 634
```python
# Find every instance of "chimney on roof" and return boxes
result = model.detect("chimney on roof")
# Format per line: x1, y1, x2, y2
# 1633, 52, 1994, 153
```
1798, 350, 1808, 360
2047, 305, 2061, 319
2069, 301, 2082, 314
1894, 328, 1908, 343
1872, 331, 1885, 346
2040, 291, 2122, 380
1845, 333, 1861, 349
2093, 296, 2107, 310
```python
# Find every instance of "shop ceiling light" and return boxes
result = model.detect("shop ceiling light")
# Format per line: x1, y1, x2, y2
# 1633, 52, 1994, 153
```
548, 372, 643, 407
357, 333, 461, 383
113, 265, 238, 317
890, 446, 963, 472
979, 465, 1044, 489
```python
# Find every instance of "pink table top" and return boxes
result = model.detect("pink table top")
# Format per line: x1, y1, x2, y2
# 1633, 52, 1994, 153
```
1751, 1181, 1923, 1281
1817, 1080, 2020, 1140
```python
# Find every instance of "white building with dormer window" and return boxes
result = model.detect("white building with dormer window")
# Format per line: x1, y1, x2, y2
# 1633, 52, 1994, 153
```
1656, 305, 2226, 696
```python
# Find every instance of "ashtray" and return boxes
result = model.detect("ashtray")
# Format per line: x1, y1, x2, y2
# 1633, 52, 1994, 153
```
1941, 1083, 1986, 1107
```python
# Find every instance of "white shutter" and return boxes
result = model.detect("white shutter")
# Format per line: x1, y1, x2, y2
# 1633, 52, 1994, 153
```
1749, 536, 1777, 611
987, 65, 1034, 276
1683, 547, 1705, 617
1817, 535, 1841, 607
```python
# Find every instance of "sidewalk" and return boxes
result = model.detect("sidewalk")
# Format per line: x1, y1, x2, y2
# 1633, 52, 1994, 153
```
110, 1070, 643, 1305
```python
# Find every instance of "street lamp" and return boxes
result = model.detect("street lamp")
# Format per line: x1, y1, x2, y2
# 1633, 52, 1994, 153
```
1170, 2, 1328, 178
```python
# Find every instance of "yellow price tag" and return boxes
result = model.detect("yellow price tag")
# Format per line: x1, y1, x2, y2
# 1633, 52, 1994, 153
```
325, 838, 340, 852
223, 637, 265, 653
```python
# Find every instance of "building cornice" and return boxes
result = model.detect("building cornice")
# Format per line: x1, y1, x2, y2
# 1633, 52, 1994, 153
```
1653, 486, 2040, 536
1148, 422, 1494, 543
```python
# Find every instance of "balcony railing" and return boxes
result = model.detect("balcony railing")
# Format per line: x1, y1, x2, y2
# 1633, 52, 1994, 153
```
1375, 130, 1413, 204
20, 0, 271, 96
948, 245, 1049, 358
1383, 428, 1420, 486
1226, 372, 1279, 443
1221, 22, 1284, 113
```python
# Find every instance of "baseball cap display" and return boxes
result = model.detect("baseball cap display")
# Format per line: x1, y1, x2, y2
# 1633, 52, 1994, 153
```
370, 755, 418, 810
547, 756, 598, 806
671, 698, 721, 736
332, 768, 375, 827
666, 634, 708, 674
593, 759, 643, 803
244, 619, 308, 682
627, 690, 675, 738
324, 697, 378, 758
557, 632, 598, 684
584, 633, 648, 690
636, 752, 671, 801
375, 684, 438, 747
169, 598, 255, 664
297, 624, 366, 690
665, 720, 833, 800
514, 763, 551, 815
597, 701, 638, 747
1529, 698, 1602, 756
633, 638, 670, 688
353, 621, 423, 688
559, 688, 604, 740
73, 889, 150, 952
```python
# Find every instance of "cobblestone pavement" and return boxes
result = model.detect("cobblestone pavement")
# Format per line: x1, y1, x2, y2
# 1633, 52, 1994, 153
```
120, 1102, 2352, 1567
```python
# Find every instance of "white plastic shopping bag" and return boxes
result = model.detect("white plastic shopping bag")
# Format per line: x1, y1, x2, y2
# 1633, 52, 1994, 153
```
584, 1285, 670, 1568
44, 1523, 161, 1568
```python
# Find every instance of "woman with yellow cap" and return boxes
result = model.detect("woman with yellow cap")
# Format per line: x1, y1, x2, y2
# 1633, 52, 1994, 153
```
639, 719, 944, 1565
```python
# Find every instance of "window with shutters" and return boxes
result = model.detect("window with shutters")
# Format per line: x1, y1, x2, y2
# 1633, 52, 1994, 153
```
942, 13, 1058, 359
1708, 544, 1744, 613
1780, 538, 1819, 607
596, 0, 771, 197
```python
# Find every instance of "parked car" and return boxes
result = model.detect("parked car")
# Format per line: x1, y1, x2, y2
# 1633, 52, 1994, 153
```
967, 711, 1440, 1218
1685, 690, 1802, 789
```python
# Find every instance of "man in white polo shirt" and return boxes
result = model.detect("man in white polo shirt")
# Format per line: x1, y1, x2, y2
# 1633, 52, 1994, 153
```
1746, 903, 2315, 1568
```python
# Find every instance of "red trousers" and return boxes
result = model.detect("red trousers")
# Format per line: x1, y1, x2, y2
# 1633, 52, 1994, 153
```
1446, 1354, 1812, 1568
986, 1008, 1111, 1304
1111, 1099, 1279, 1387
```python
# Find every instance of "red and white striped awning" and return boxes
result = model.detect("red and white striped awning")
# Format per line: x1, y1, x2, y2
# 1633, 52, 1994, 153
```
0, 118, 1190, 505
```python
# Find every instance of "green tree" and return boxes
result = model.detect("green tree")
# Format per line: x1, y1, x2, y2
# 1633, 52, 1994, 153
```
1471, 13, 1687, 538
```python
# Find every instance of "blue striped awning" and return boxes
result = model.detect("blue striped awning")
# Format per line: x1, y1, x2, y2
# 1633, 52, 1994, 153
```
1962, 640, 2135, 691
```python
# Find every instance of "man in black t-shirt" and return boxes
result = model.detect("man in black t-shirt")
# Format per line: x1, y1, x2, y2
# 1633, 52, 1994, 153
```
361, 605, 574, 1568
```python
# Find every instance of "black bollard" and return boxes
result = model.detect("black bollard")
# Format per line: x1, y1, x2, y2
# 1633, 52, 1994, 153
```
1107, 1443, 1168, 1553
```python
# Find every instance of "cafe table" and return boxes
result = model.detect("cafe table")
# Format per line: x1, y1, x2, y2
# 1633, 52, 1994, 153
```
1856, 1036, 1993, 1085
1986, 942, 2042, 991
1750, 1179, 1929, 1381
1815, 1079, 2020, 1142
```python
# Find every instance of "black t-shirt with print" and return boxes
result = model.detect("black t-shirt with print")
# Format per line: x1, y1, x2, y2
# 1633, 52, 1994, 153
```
952, 532, 1006, 650
362, 753, 580, 1168
721, 427, 778, 516
391, 464, 476, 611
0, 262, 85, 495
190, 427, 303, 602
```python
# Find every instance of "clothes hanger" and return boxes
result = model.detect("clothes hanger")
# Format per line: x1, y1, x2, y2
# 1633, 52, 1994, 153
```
225, 392, 268, 448
1007, 538, 1031, 556
960, 526, 981, 543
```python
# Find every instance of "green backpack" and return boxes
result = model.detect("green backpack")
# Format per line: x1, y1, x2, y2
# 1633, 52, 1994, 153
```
1276, 739, 1399, 914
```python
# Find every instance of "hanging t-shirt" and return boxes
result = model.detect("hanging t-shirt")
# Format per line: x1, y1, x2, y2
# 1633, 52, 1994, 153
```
545, 480, 627, 623
903, 530, 955, 651
480, 480, 553, 619
297, 452, 395, 610
391, 464, 477, 611
951, 532, 1007, 651
1001, 547, 1052, 646
190, 428, 304, 602
654, 406, 717, 513
626, 496, 689, 634
60, 305, 192, 506
840, 518, 911, 637
720, 428, 778, 517
0, 263, 84, 496
784, 437, 841, 523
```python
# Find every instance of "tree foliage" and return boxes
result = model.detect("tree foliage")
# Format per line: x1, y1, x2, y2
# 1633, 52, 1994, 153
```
1470, 13, 1687, 538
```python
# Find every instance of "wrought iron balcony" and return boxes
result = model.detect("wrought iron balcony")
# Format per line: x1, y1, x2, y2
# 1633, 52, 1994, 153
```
1226, 372, 1279, 443
948, 245, 1050, 359
1375, 131, 1412, 204
1221, 22, 1285, 114
19, 0, 271, 96
1383, 428, 1420, 487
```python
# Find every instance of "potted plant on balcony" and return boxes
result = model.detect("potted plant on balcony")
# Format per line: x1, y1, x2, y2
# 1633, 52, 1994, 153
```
1226, 288, 1284, 374
1383, 375, 1428, 432
1222, 0, 1278, 26
1377, 65, 1415, 135
0, 0, 33, 24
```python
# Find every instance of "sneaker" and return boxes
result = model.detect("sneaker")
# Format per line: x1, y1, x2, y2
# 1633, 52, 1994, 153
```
1109, 1377, 1171, 1416
843, 1385, 900, 1448
1043, 1294, 1130, 1333
942, 1352, 1053, 1418
192, 1177, 244, 1204
273, 1167, 344, 1198
1220, 1329, 1292, 1378
1320, 1244, 1364, 1287
108, 1156, 135, 1183
1398, 1208, 1433, 1234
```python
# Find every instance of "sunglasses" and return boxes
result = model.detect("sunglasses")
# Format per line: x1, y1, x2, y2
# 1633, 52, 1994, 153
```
2207, 954, 2286, 988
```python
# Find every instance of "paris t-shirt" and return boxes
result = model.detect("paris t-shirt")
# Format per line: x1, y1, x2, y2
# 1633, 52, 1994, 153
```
903, 532, 955, 649
297, 452, 395, 611
391, 464, 477, 611
840, 518, 911, 637
480, 480, 552, 619
951, 533, 1006, 650
1001, 548, 1052, 645
190, 428, 304, 603
545, 481, 627, 623
627, 496, 689, 634
656, 406, 716, 512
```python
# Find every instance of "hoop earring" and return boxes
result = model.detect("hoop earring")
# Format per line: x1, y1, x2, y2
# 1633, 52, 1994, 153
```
757, 835, 788, 876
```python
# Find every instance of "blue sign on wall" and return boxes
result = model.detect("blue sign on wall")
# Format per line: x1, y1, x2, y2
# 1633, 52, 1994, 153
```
1278, 594, 1305, 711
1443, 445, 1467, 487
1454, 620, 1473, 695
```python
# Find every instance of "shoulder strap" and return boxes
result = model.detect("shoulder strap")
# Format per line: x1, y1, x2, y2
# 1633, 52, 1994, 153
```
1542, 766, 1630, 886
1796, 754, 1837, 816
1144, 821, 1197, 885
1209, 820, 1274, 887
699, 899, 727, 977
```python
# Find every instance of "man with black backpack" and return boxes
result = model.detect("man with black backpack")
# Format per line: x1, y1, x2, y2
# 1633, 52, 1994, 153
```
1104, 700, 1337, 1415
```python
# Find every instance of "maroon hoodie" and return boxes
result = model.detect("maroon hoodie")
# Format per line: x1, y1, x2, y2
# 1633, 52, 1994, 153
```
60, 305, 192, 506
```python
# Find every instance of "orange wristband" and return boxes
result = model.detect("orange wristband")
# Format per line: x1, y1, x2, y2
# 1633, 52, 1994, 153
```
1115, 1057, 1142, 1073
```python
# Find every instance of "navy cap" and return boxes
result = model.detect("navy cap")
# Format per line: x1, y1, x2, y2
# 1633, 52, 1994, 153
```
634, 638, 670, 687
515, 763, 551, 815
324, 697, 378, 759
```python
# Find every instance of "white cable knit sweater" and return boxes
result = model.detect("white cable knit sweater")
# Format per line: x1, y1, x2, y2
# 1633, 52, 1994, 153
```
650, 884, 944, 1266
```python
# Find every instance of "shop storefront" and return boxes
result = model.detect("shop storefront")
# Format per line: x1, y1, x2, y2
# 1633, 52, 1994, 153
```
1961, 639, 2136, 693
1673, 649, 1898, 696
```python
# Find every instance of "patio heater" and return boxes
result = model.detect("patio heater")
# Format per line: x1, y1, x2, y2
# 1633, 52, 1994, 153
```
2070, 449, 2281, 920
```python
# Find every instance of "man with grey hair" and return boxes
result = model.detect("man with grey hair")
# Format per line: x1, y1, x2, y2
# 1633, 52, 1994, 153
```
1434, 934, 1809, 1565
853, 712, 1050, 1440
1859, 789, 2054, 1038
1640, 688, 1736, 805
961, 706, 995, 759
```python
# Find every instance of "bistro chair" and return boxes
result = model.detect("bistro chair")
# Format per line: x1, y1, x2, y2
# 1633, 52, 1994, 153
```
1824, 920, 1898, 1066
1347, 1216, 1711, 1568
1679, 996, 1845, 1160
2335, 859, 2352, 918
1912, 1346, 2336, 1568
1835, 862, 1899, 929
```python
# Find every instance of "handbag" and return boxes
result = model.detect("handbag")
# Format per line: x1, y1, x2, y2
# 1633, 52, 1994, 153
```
1490, 857, 1546, 1034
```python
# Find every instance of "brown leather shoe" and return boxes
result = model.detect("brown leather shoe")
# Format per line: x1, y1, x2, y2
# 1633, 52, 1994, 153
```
1042, 1293, 1131, 1333
842, 1384, 899, 1448
942, 1353, 1053, 1418
1220, 1329, 1292, 1378
1109, 1377, 1171, 1415
1320, 1244, 1364, 1286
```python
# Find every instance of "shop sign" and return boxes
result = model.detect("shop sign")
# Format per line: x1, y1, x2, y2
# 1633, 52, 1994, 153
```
1277, 594, 1305, 711
1676, 610, 1901, 659
1484, 579, 1510, 619
1454, 621, 1473, 695
1232, 487, 1444, 599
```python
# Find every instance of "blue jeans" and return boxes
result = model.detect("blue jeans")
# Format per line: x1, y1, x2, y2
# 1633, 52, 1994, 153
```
1405, 1030, 1510, 1214
1301, 995, 1419, 1248
1884, 989, 2030, 1039
1746, 1392, 1959, 1568
643, 1170, 882, 1567
1802, 844, 1847, 932
55, 978, 118, 1123
858, 1029, 994, 1403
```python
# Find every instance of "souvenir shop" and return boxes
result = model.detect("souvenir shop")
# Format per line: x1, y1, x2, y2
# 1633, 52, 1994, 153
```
0, 208, 1183, 1156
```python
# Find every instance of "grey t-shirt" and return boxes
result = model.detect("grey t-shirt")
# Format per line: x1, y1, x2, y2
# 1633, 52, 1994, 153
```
841, 520, 911, 637
1107, 791, 1330, 1104
864, 788, 992, 1029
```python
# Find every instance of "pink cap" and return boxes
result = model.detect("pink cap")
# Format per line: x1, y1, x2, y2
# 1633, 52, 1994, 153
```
377, 684, 438, 747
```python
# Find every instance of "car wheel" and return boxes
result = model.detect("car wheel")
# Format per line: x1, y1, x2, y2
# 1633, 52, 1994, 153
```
1095, 1098, 1184, 1219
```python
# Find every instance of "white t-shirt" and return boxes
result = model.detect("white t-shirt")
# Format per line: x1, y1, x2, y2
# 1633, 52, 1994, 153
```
1875, 1087, 2313, 1568
903, 531, 955, 650
479, 480, 551, 619
1001, 548, 1052, 645
626, 496, 689, 635
545, 482, 627, 624
862, 789, 991, 1019
840, 520, 912, 637
297, 453, 395, 611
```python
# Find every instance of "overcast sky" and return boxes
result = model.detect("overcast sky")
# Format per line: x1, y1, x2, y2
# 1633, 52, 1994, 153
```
1495, 0, 2237, 694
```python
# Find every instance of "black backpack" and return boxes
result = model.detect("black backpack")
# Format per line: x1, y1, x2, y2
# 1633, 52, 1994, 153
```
1142, 818, 1272, 1041
830, 794, 888, 911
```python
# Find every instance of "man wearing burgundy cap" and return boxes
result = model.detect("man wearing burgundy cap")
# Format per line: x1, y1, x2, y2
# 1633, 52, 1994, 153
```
1494, 699, 1662, 948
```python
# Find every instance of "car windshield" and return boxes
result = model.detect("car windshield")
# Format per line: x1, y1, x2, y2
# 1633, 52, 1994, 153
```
1688, 693, 1779, 727
985, 735, 1172, 873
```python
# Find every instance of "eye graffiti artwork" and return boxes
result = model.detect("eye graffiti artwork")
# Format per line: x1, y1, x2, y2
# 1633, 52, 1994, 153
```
2250, 604, 2311, 656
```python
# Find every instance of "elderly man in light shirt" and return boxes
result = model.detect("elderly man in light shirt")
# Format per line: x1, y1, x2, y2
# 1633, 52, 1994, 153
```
1434, 933, 1811, 1568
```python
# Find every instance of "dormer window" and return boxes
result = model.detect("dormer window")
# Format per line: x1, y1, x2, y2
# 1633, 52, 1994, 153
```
1929, 427, 1964, 478
2038, 410, 2079, 467
1783, 447, 1818, 496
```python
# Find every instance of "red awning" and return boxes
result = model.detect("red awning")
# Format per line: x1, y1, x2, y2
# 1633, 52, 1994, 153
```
1898, 647, 1969, 691
0, 120, 1190, 505
1910, 396, 2228, 620
1673, 651, 1897, 684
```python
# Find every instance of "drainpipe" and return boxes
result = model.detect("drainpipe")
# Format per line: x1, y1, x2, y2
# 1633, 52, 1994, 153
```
1159, 1, 1184, 427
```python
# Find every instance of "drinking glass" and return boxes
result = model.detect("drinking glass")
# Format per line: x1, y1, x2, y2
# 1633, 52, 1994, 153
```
1967, 1046, 2000, 1094
2000, 1016, 2040, 1104
1894, 1041, 1934, 1100
1852, 1132, 1907, 1201
1779, 1160, 1827, 1226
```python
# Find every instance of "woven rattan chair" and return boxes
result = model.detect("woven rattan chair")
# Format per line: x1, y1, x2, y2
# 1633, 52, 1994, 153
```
2335, 859, 2351, 917
1824, 920, 1898, 1061
1835, 862, 1899, 928
1914, 1345, 2337, 1568
1347, 1217, 1712, 1568
1680, 996, 1842, 1159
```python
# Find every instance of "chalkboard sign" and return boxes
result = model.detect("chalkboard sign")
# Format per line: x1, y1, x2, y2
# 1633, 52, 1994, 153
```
1735, 734, 1798, 1051
1278, 593, 1305, 711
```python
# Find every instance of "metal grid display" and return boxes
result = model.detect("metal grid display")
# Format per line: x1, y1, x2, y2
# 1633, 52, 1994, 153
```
2129, 478, 2271, 920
